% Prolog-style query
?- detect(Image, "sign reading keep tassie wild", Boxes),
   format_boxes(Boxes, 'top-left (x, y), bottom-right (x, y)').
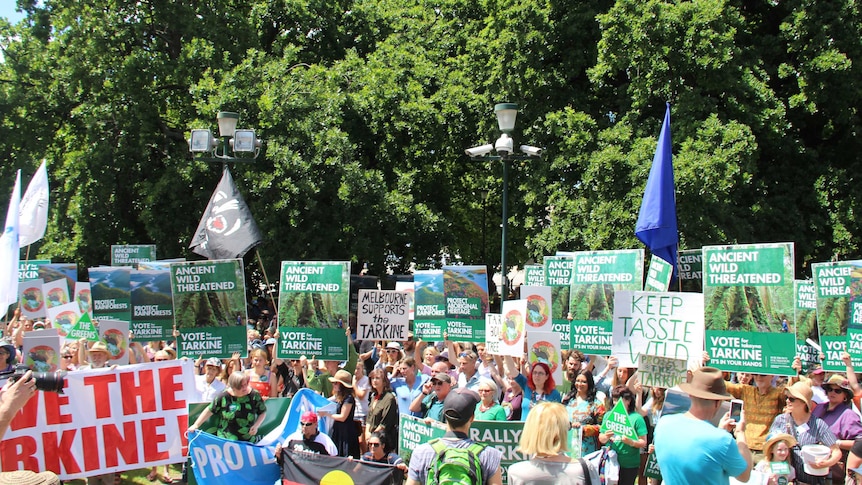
top-left (703, 243), bottom-right (796, 375)
top-left (277, 261), bottom-right (350, 360)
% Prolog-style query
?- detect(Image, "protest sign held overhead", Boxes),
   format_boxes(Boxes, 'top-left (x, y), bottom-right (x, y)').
top-left (443, 265), bottom-right (489, 342)
top-left (813, 260), bottom-right (862, 369)
top-left (500, 299), bottom-right (527, 358)
top-left (18, 278), bottom-right (46, 319)
top-left (520, 285), bottom-right (552, 332)
top-left (43, 278), bottom-right (70, 309)
top-left (524, 264), bottom-right (545, 286)
top-left (171, 259), bottom-right (247, 359)
top-left (18, 259), bottom-right (50, 282)
top-left (644, 256), bottom-right (672, 292)
top-left (277, 261), bottom-right (350, 360)
top-left (544, 254), bottom-right (575, 348)
top-left (677, 249), bottom-right (703, 292)
top-left (356, 289), bottom-right (409, 341)
top-left (485, 313), bottom-right (502, 355)
top-left (74, 282), bottom-right (92, 317)
top-left (638, 354), bottom-right (687, 389)
top-left (703, 242), bottom-right (796, 375)
top-left (46, 301), bottom-right (80, 338)
top-left (67, 312), bottom-right (99, 341)
top-left (189, 166), bottom-right (262, 260)
top-left (99, 319), bottom-right (130, 365)
top-left (569, 249), bottom-right (644, 355)
top-left (794, 280), bottom-right (820, 373)
top-left (111, 245), bottom-right (156, 266)
top-left (89, 266), bottom-right (131, 323)
top-left (613, 290), bottom-right (704, 370)
top-left (413, 270), bottom-right (446, 341)
top-left (131, 269), bottom-right (174, 341)
top-left (528, 330), bottom-right (562, 386)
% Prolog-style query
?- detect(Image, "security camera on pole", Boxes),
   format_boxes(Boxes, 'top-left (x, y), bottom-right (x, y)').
top-left (465, 103), bottom-right (543, 302)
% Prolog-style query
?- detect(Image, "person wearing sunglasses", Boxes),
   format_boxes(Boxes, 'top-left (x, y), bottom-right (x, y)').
top-left (769, 380), bottom-right (842, 484)
top-left (813, 373), bottom-right (862, 483)
top-left (360, 431), bottom-right (407, 473)
top-left (275, 410), bottom-right (337, 461)
top-left (410, 372), bottom-right (453, 422)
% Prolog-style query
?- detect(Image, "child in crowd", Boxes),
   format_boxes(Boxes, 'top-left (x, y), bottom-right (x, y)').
top-left (756, 433), bottom-right (796, 485)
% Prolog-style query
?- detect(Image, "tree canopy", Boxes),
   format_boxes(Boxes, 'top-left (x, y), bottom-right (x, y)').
top-left (1, 0), bottom-right (861, 284)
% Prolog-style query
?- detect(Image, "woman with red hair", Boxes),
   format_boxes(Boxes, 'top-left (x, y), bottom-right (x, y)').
top-left (503, 355), bottom-right (561, 421)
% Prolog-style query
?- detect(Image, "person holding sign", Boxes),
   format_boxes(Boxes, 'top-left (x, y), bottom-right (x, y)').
top-left (598, 386), bottom-right (647, 485)
top-left (502, 355), bottom-right (561, 421)
top-left (654, 367), bottom-right (752, 485)
top-left (755, 433), bottom-right (797, 485)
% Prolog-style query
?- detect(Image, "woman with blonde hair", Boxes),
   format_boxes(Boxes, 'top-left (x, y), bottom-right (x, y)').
top-left (507, 401), bottom-right (587, 484)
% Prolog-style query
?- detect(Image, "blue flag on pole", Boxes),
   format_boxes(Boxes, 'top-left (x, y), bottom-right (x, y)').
top-left (635, 103), bottom-right (678, 275)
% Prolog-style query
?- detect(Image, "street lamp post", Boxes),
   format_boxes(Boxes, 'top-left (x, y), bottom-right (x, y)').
top-left (466, 103), bottom-right (542, 302)
top-left (188, 111), bottom-right (262, 164)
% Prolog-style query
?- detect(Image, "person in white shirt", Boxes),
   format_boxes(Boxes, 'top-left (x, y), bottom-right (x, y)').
top-left (195, 357), bottom-right (226, 402)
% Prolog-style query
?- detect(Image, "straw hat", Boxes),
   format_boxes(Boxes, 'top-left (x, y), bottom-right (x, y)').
top-left (763, 432), bottom-right (798, 460)
top-left (88, 341), bottom-right (111, 354)
top-left (0, 470), bottom-right (60, 485)
top-left (785, 380), bottom-right (815, 412)
top-left (824, 374), bottom-right (853, 399)
top-left (328, 369), bottom-right (353, 388)
top-left (679, 367), bottom-right (732, 401)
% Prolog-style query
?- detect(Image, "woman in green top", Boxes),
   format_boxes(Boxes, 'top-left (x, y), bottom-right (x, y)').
top-left (598, 385), bottom-right (647, 485)
top-left (474, 379), bottom-right (508, 421)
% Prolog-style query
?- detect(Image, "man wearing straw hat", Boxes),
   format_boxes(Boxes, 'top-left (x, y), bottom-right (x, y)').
top-left (654, 366), bottom-right (752, 484)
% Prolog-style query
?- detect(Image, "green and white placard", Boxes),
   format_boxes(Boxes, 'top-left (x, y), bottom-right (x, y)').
top-left (544, 255), bottom-right (575, 348)
top-left (524, 264), bottom-right (545, 287)
top-left (569, 249), bottom-right (644, 355)
top-left (600, 399), bottom-right (639, 442)
top-left (89, 266), bottom-right (132, 322)
top-left (644, 256), bottom-right (672, 292)
top-left (413, 270), bottom-right (446, 341)
top-left (677, 249), bottom-right (703, 293)
top-left (111, 244), bottom-right (157, 266)
top-left (703, 243), bottom-right (795, 375)
top-left (443, 265), bottom-right (489, 342)
top-left (813, 260), bottom-right (862, 370)
top-left (131, 269), bottom-right (174, 341)
top-left (277, 261), bottom-right (350, 360)
top-left (794, 280), bottom-right (820, 373)
top-left (18, 259), bottom-right (50, 282)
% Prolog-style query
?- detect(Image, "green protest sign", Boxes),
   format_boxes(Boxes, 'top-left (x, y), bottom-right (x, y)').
top-left (277, 261), bottom-right (350, 360)
top-left (89, 266), bottom-right (132, 322)
top-left (66, 312), bottom-right (99, 341)
top-left (816, 260), bottom-right (862, 370)
top-left (443, 266), bottom-right (489, 342)
top-left (413, 270), bottom-right (446, 341)
top-left (111, 244), bottom-right (156, 266)
top-left (600, 399), bottom-right (639, 442)
top-left (524, 264), bottom-right (545, 287)
top-left (644, 256), bottom-right (672, 292)
top-left (644, 452), bottom-right (662, 479)
top-left (569, 249), bottom-right (644, 355)
top-left (544, 255), bottom-right (574, 348)
top-left (795, 280), bottom-right (820, 373)
top-left (131, 269), bottom-right (174, 341)
top-left (18, 259), bottom-right (50, 282)
top-left (703, 243), bottom-right (796, 375)
top-left (171, 259), bottom-right (247, 359)
top-left (677, 249), bottom-right (702, 292)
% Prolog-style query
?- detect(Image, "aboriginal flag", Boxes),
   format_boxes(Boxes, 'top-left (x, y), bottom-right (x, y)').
top-left (282, 449), bottom-right (403, 485)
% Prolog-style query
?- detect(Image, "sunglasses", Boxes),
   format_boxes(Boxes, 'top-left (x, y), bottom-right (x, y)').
top-left (385, 349), bottom-right (399, 353)
top-left (368, 442), bottom-right (382, 448)
top-left (300, 422), bottom-right (316, 427)
top-left (155, 358), bottom-right (169, 362)
top-left (459, 352), bottom-right (475, 359)
top-left (63, 355), bottom-right (73, 359)
top-left (431, 380), bottom-right (445, 385)
top-left (786, 396), bottom-right (799, 402)
top-left (826, 387), bottom-right (845, 394)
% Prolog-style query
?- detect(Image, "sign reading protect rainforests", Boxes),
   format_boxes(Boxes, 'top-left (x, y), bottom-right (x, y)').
top-left (814, 260), bottom-right (862, 370)
top-left (612, 291), bottom-right (704, 370)
top-left (443, 265), bottom-right (489, 342)
top-left (569, 249), bottom-right (644, 355)
top-left (277, 261), bottom-right (350, 360)
top-left (413, 270), bottom-right (446, 341)
top-left (171, 259), bottom-right (247, 359)
top-left (89, 266), bottom-right (132, 322)
top-left (794, 280), bottom-right (820, 373)
top-left (111, 244), bottom-right (157, 266)
top-left (544, 255), bottom-right (575, 348)
top-left (131, 269), bottom-right (174, 341)
top-left (703, 243), bottom-right (796, 375)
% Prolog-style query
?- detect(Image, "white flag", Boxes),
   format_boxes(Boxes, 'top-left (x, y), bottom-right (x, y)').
top-left (0, 171), bottom-right (22, 315)
top-left (19, 160), bottom-right (49, 247)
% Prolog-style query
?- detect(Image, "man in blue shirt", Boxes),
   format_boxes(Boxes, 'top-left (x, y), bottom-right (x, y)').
top-left (654, 367), bottom-right (752, 485)
top-left (391, 357), bottom-right (428, 417)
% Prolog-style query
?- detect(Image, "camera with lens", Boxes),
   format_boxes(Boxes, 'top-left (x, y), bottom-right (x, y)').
top-left (0, 364), bottom-right (66, 394)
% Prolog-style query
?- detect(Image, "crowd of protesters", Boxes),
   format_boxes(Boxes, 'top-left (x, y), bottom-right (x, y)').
top-left (7, 299), bottom-right (862, 485)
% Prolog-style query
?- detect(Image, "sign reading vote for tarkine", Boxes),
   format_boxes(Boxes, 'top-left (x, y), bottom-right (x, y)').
top-left (356, 289), bottom-right (409, 341)
top-left (815, 260), bottom-right (862, 370)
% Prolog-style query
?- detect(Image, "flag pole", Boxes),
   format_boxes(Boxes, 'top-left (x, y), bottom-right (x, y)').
top-left (255, 249), bottom-right (274, 299)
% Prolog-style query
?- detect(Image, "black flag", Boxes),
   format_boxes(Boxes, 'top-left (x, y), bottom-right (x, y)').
top-left (189, 167), bottom-right (263, 260)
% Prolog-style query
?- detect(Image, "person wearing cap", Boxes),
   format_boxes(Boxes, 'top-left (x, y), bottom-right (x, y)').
top-left (275, 410), bottom-right (337, 457)
top-left (769, 380), bottom-right (842, 484)
top-left (406, 388), bottom-right (503, 485)
top-left (194, 357), bottom-right (226, 402)
top-left (654, 366), bottom-right (753, 485)
top-left (318, 369), bottom-right (360, 457)
top-left (809, 365), bottom-right (829, 404)
top-left (755, 432), bottom-right (797, 485)
top-left (813, 373), bottom-right (862, 482)
top-left (391, 356), bottom-right (429, 417)
top-left (410, 372), bottom-right (454, 422)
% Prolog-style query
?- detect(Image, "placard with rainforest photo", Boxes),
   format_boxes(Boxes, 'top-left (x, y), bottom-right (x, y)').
top-left (814, 260), bottom-right (862, 370)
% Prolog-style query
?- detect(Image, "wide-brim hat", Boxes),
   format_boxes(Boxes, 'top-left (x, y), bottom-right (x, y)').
top-left (88, 341), bottom-right (111, 354)
top-left (0, 470), bottom-right (60, 485)
top-left (385, 342), bottom-right (403, 351)
top-left (679, 367), bottom-right (732, 400)
top-left (328, 369), bottom-right (353, 388)
top-left (786, 380), bottom-right (815, 412)
top-left (825, 374), bottom-right (853, 397)
top-left (763, 432), bottom-right (798, 460)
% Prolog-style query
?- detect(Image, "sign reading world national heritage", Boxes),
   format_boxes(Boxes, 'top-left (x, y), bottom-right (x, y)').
top-left (277, 261), bottom-right (350, 360)
top-left (171, 259), bottom-right (247, 359)
top-left (703, 243), bottom-right (796, 375)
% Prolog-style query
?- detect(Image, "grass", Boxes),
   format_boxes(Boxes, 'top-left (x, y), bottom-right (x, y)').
top-left (62, 464), bottom-right (184, 484)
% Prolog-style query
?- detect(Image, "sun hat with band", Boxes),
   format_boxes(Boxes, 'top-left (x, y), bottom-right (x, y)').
top-left (328, 369), bottom-right (354, 388)
top-left (824, 374), bottom-right (853, 399)
top-left (88, 341), bottom-right (111, 354)
top-left (763, 432), bottom-right (798, 460)
top-left (785, 380), bottom-right (814, 412)
top-left (0, 470), bottom-right (60, 485)
top-left (679, 367), bottom-right (732, 400)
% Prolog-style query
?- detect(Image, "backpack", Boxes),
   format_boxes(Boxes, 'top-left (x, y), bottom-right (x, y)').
top-left (427, 438), bottom-right (487, 485)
